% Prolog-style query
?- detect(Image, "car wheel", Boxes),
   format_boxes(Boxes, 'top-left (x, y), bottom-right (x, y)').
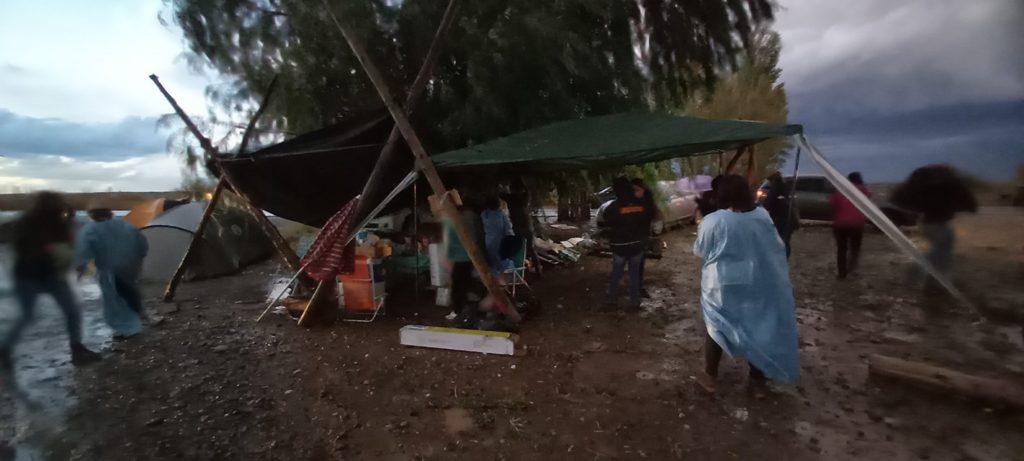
top-left (652, 220), bottom-right (664, 235)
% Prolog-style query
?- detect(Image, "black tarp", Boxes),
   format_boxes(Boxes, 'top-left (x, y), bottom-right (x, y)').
top-left (218, 113), bottom-right (416, 228)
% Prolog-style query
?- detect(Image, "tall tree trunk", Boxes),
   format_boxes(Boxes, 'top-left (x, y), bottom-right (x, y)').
top-left (557, 192), bottom-right (570, 222)
top-left (577, 191), bottom-right (591, 221)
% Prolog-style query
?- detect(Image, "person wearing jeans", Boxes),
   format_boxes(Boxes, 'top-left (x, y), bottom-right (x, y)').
top-left (603, 177), bottom-right (654, 309)
top-left (2, 192), bottom-right (101, 379)
top-left (920, 222), bottom-right (955, 277)
top-left (830, 172), bottom-right (870, 279)
top-left (891, 165), bottom-right (977, 291)
top-left (608, 251), bottom-right (644, 307)
top-left (631, 178), bottom-right (661, 298)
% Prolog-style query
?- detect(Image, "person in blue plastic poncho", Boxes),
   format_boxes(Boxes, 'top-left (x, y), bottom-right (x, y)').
top-left (693, 175), bottom-right (799, 393)
top-left (75, 206), bottom-right (147, 339)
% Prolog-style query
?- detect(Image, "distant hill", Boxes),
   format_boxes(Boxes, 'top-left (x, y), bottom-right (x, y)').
top-left (0, 191), bottom-right (189, 211)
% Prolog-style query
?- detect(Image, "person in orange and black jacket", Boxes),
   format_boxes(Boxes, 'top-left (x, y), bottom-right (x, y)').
top-left (631, 178), bottom-right (661, 298)
top-left (604, 177), bottom-right (655, 310)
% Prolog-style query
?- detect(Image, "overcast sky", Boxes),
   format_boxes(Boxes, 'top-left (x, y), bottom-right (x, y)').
top-left (0, 0), bottom-right (1022, 192)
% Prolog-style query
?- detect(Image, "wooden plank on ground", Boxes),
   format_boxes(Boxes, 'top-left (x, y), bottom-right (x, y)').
top-left (400, 325), bottom-right (516, 355)
top-left (868, 354), bottom-right (1024, 408)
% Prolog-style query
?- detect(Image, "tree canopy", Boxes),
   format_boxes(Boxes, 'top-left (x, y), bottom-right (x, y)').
top-left (686, 28), bottom-right (790, 179)
top-left (163, 0), bottom-right (775, 156)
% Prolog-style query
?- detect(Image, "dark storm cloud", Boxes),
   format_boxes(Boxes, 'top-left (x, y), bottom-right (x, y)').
top-left (778, 0), bottom-right (1024, 114)
top-left (0, 109), bottom-right (167, 159)
top-left (775, 0), bottom-right (1024, 180)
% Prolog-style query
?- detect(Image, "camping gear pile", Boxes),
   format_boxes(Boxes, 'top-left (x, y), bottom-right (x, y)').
top-left (534, 237), bottom-right (592, 266)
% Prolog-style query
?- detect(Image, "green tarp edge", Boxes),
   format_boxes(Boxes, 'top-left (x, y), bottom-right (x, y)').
top-left (432, 112), bottom-right (802, 170)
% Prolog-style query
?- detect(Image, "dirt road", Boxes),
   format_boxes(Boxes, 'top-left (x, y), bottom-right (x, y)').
top-left (2, 210), bottom-right (1023, 460)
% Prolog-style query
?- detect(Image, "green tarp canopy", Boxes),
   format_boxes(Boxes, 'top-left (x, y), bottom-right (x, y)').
top-left (432, 112), bottom-right (802, 171)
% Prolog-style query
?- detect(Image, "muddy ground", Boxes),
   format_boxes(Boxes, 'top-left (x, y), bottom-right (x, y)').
top-left (2, 208), bottom-right (1023, 460)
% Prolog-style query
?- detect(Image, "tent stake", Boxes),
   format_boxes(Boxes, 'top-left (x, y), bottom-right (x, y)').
top-left (161, 177), bottom-right (227, 301)
top-left (323, 1), bottom-right (520, 322)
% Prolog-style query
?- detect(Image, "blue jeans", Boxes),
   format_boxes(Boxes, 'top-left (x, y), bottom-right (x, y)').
top-left (608, 252), bottom-right (643, 306)
top-left (920, 222), bottom-right (954, 290)
top-left (921, 223), bottom-right (954, 273)
top-left (2, 276), bottom-right (83, 351)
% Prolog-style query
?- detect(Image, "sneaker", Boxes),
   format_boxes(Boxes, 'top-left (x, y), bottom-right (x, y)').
top-left (444, 311), bottom-right (458, 321)
top-left (70, 345), bottom-right (102, 366)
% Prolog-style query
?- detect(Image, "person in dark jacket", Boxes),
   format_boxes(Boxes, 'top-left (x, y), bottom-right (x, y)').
top-left (891, 165), bottom-right (977, 288)
top-left (762, 172), bottom-right (799, 258)
top-left (697, 175), bottom-right (724, 218)
top-left (631, 178), bottom-right (660, 298)
top-left (502, 177), bottom-right (541, 277)
top-left (2, 192), bottom-right (101, 379)
top-left (605, 177), bottom-right (655, 309)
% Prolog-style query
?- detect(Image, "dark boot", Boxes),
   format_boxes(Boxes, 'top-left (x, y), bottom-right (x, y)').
top-left (70, 344), bottom-right (101, 366)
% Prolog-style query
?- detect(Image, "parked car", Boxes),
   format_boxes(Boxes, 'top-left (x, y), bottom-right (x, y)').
top-left (762, 176), bottom-right (916, 226)
top-left (592, 180), bottom-right (700, 235)
top-left (364, 207), bottom-right (438, 235)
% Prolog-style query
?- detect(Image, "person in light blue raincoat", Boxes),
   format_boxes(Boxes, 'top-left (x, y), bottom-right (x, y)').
top-left (692, 175), bottom-right (799, 393)
top-left (75, 207), bottom-right (147, 338)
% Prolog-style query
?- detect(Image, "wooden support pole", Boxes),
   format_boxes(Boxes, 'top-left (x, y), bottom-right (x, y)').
top-left (150, 74), bottom-right (309, 302)
top-left (745, 146), bottom-right (757, 185)
top-left (236, 75), bottom-right (279, 157)
top-left (297, 279), bottom-right (336, 327)
top-left (352, 0), bottom-right (459, 226)
top-left (723, 146), bottom-right (747, 174)
top-left (868, 354), bottom-right (1024, 408)
top-left (298, 2), bottom-right (458, 326)
top-left (149, 74), bottom-right (217, 156)
top-left (162, 177), bottom-right (227, 301)
top-left (324, 2), bottom-right (521, 322)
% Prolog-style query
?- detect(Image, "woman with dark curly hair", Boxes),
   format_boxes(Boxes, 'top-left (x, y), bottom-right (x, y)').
top-left (693, 176), bottom-right (799, 393)
top-left (2, 192), bottom-right (101, 377)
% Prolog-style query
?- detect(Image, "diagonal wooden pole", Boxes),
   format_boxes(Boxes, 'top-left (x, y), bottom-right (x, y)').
top-left (299, 0), bottom-right (460, 327)
top-left (723, 145), bottom-right (748, 174)
top-left (150, 75), bottom-right (309, 301)
top-left (351, 0), bottom-right (459, 226)
top-left (162, 177), bottom-right (226, 301)
top-left (323, 2), bottom-right (521, 322)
